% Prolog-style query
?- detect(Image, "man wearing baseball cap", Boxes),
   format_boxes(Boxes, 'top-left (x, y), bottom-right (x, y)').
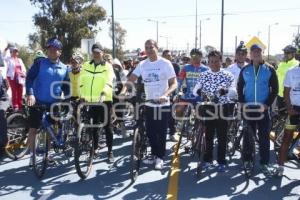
top-left (276, 45), bottom-right (299, 109)
top-left (26, 37), bottom-right (70, 167)
top-left (237, 43), bottom-right (278, 176)
top-left (80, 42), bottom-right (115, 163)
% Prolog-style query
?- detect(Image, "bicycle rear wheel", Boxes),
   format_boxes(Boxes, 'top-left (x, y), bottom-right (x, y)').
top-left (74, 125), bottom-right (94, 179)
top-left (33, 129), bottom-right (49, 179)
top-left (193, 121), bottom-right (206, 177)
top-left (241, 124), bottom-right (255, 178)
top-left (227, 120), bottom-right (238, 158)
top-left (130, 128), bottom-right (143, 182)
top-left (5, 113), bottom-right (29, 160)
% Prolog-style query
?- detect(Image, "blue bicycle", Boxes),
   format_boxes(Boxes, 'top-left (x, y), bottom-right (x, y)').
top-left (32, 104), bottom-right (75, 179)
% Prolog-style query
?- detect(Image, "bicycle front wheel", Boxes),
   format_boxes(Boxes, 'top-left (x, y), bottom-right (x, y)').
top-left (32, 129), bottom-right (49, 179)
top-left (5, 113), bottom-right (29, 160)
top-left (227, 120), bottom-right (238, 158)
top-left (131, 128), bottom-right (144, 182)
top-left (74, 125), bottom-right (94, 179)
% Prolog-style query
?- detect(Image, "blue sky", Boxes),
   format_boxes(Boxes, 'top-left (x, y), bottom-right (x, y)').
top-left (0, 0), bottom-right (300, 55)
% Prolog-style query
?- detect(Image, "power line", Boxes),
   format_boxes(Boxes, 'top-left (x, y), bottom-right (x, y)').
top-left (115, 7), bottom-right (300, 21)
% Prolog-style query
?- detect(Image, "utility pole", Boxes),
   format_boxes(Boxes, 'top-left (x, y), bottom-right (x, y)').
top-left (268, 22), bottom-right (278, 60)
top-left (195, 0), bottom-right (198, 48)
top-left (291, 24), bottom-right (300, 35)
top-left (148, 19), bottom-right (166, 46)
top-left (220, 0), bottom-right (224, 54)
top-left (199, 18), bottom-right (210, 49)
top-left (111, 0), bottom-right (115, 58)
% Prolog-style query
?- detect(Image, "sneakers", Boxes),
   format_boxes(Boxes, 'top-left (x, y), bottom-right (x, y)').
top-left (260, 164), bottom-right (271, 176)
top-left (273, 165), bottom-right (284, 176)
top-left (170, 134), bottom-right (179, 142)
top-left (243, 161), bottom-right (254, 170)
top-left (200, 162), bottom-right (212, 170)
top-left (47, 155), bottom-right (55, 166)
top-left (217, 164), bottom-right (226, 172)
top-left (143, 155), bottom-right (155, 165)
top-left (155, 157), bottom-right (164, 170)
top-left (107, 152), bottom-right (115, 163)
top-left (29, 157), bottom-right (33, 168)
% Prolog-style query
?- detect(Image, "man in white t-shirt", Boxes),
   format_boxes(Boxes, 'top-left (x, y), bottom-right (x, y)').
top-left (120, 39), bottom-right (177, 170)
top-left (275, 64), bottom-right (300, 176)
top-left (226, 41), bottom-right (248, 100)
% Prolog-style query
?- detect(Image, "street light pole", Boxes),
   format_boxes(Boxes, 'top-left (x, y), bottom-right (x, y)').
top-left (199, 18), bottom-right (210, 49)
top-left (291, 24), bottom-right (300, 35)
top-left (148, 19), bottom-right (166, 46)
top-left (220, 0), bottom-right (224, 54)
top-left (195, 0), bottom-right (198, 48)
top-left (160, 35), bottom-right (170, 49)
top-left (268, 22), bottom-right (278, 60)
top-left (111, 0), bottom-right (115, 58)
top-left (156, 21), bottom-right (159, 45)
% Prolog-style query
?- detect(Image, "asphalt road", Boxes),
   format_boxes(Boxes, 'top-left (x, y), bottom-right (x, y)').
top-left (0, 134), bottom-right (300, 200)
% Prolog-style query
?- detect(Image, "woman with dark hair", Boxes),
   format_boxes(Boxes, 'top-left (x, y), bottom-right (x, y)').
top-left (193, 50), bottom-right (234, 172)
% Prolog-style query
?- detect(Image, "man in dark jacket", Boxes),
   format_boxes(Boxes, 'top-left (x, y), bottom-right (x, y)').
top-left (237, 44), bottom-right (278, 175)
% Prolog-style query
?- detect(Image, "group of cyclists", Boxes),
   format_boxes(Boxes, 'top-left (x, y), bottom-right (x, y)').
top-left (0, 36), bottom-right (299, 179)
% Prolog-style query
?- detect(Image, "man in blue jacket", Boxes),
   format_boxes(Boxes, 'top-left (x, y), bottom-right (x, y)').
top-left (237, 44), bottom-right (278, 175)
top-left (26, 37), bottom-right (70, 166)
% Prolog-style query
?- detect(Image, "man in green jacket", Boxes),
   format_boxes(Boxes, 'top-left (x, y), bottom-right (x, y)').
top-left (276, 45), bottom-right (299, 109)
top-left (80, 43), bottom-right (115, 163)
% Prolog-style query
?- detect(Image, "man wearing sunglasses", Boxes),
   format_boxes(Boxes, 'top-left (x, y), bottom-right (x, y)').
top-left (176, 48), bottom-right (208, 119)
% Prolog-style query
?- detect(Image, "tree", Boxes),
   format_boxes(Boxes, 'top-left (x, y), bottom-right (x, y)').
top-left (204, 45), bottom-right (217, 55)
top-left (293, 33), bottom-right (300, 49)
top-left (108, 20), bottom-right (127, 60)
top-left (29, 0), bottom-right (107, 62)
top-left (18, 46), bottom-right (34, 69)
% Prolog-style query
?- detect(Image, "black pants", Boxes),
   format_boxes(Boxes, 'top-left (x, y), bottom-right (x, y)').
top-left (0, 99), bottom-right (9, 151)
top-left (202, 105), bottom-right (231, 165)
top-left (88, 102), bottom-right (113, 153)
top-left (243, 110), bottom-right (271, 165)
top-left (203, 118), bottom-right (228, 165)
top-left (145, 106), bottom-right (170, 159)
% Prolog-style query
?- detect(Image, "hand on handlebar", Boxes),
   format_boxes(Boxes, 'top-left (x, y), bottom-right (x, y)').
top-left (27, 95), bottom-right (36, 107)
top-left (159, 95), bottom-right (168, 104)
top-left (219, 88), bottom-right (228, 96)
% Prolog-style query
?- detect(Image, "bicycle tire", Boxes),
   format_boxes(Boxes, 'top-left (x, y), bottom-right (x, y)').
top-left (32, 129), bottom-right (49, 179)
top-left (130, 128), bottom-right (142, 182)
top-left (193, 120), bottom-right (206, 177)
top-left (240, 122), bottom-right (256, 178)
top-left (5, 113), bottom-right (29, 160)
top-left (175, 106), bottom-right (192, 156)
top-left (227, 120), bottom-right (238, 158)
top-left (74, 124), bottom-right (94, 179)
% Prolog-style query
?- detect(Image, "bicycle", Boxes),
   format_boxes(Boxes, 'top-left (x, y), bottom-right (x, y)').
top-left (227, 119), bottom-right (244, 158)
top-left (273, 115), bottom-right (300, 166)
top-left (32, 104), bottom-right (75, 179)
top-left (239, 105), bottom-right (266, 178)
top-left (74, 97), bottom-right (107, 179)
top-left (174, 96), bottom-right (195, 156)
top-left (130, 99), bottom-right (155, 182)
top-left (226, 103), bottom-right (244, 159)
top-left (5, 99), bottom-right (30, 160)
top-left (193, 92), bottom-right (220, 177)
top-left (270, 107), bottom-right (288, 153)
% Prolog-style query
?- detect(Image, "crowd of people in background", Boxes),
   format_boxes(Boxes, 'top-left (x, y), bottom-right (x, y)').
top-left (0, 37), bottom-right (300, 178)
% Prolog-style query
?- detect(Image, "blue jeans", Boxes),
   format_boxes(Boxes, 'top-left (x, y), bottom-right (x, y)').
top-left (145, 106), bottom-right (170, 159)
